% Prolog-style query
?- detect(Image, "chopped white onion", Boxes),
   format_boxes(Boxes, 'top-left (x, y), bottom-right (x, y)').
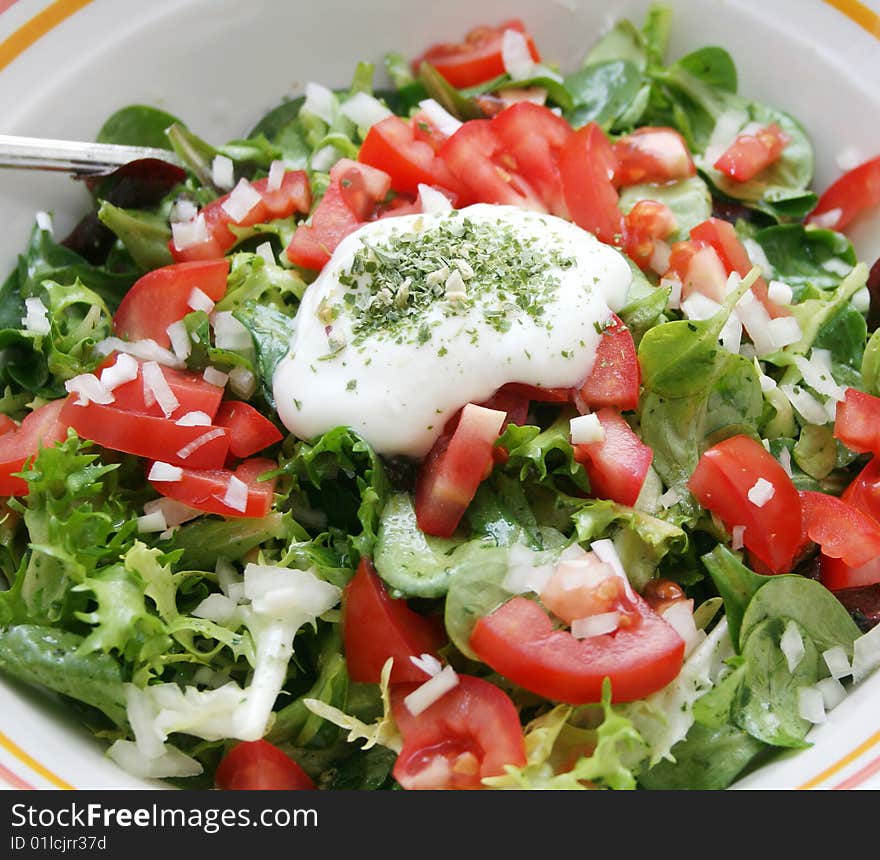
top-left (171, 198), bottom-right (198, 224)
top-left (778, 446), bottom-right (793, 477)
top-left (211, 154), bottom-right (235, 191)
top-left (171, 213), bottom-right (209, 251)
top-left (661, 274), bottom-right (682, 310)
top-left (747, 477), bottom-right (775, 507)
top-left (340, 91), bottom-right (393, 129)
top-left (216, 559), bottom-right (241, 598)
top-left (310, 144), bottom-right (339, 172)
top-left (759, 372), bottom-right (778, 393)
top-left (403, 665), bottom-right (459, 716)
top-left (823, 645), bottom-right (852, 679)
top-left (810, 208), bottom-right (842, 230)
top-left (417, 98), bottom-right (463, 138)
top-left (96, 336), bottom-right (184, 369)
top-left (502, 562), bottom-right (554, 595)
top-left (816, 676), bottom-right (847, 711)
top-left (144, 497), bottom-right (201, 527)
top-left (460, 402), bottom-right (506, 437)
top-left (229, 367), bottom-right (257, 399)
top-left (661, 600), bottom-right (703, 656)
top-left (658, 487), bottom-right (681, 509)
top-left (781, 383), bottom-right (832, 425)
top-left (793, 349), bottom-right (847, 402)
top-left (780, 620), bottom-right (806, 672)
top-left (570, 413), bottom-right (604, 445)
top-left (222, 475), bottom-right (249, 512)
top-left (303, 82), bottom-right (336, 124)
top-left (767, 280), bottom-right (794, 306)
top-left (22, 296), bottom-right (50, 335)
top-left (148, 461), bottom-right (183, 482)
top-left (221, 178), bottom-right (262, 223)
top-left (187, 287), bottom-right (216, 314)
top-left (64, 373), bottom-right (114, 406)
top-left (35, 210), bottom-right (53, 234)
top-left (417, 183), bottom-right (453, 215)
top-left (852, 624), bottom-right (880, 683)
top-left (571, 611), bottom-right (620, 639)
top-left (852, 287), bottom-right (871, 313)
top-left (731, 525), bottom-right (746, 551)
top-left (797, 686), bottom-right (826, 724)
top-left (255, 241), bottom-right (275, 266)
top-left (176, 428), bottom-right (225, 461)
top-left (742, 238), bottom-right (773, 278)
top-left (137, 510), bottom-right (168, 534)
top-left (212, 311), bottom-right (252, 351)
top-left (409, 653), bottom-right (443, 678)
top-left (107, 740), bottom-right (202, 779)
top-left (649, 240), bottom-right (672, 277)
top-left (175, 410), bottom-right (212, 427)
top-left (166, 320), bottom-right (191, 361)
top-left (681, 292), bottom-right (722, 322)
top-left (590, 538), bottom-right (636, 601)
top-left (720, 311), bottom-right (743, 355)
top-left (266, 160), bottom-right (285, 192)
top-left (99, 353), bottom-right (139, 392)
top-left (203, 366), bottom-right (229, 388)
top-left (558, 543), bottom-right (589, 562)
top-left (501, 28), bottom-right (536, 80)
top-left (193, 593), bottom-right (239, 625)
top-left (735, 290), bottom-right (775, 356)
top-left (142, 360), bottom-right (179, 418)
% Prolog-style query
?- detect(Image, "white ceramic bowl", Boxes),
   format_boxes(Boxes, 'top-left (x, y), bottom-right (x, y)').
top-left (0, 0), bottom-right (878, 790)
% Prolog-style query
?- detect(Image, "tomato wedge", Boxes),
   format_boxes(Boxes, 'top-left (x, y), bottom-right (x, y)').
top-left (560, 122), bottom-right (624, 245)
top-left (807, 154), bottom-right (880, 232)
top-left (800, 490), bottom-right (880, 569)
top-left (573, 408), bottom-right (652, 506)
top-left (470, 594), bottom-right (685, 704)
top-left (215, 740), bottom-right (315, 790)
top-left (575, 314), bottom-right (640, 411)
top-left (413, 20), bottom-right (540, 88)
top-left (713, 123), bottom-right (790, 182)
top-left (415, 402), bottom-right (507, 537)
top-left (390, 674), bottom-right (527, 789)
top-left (342, 557), bottom-right (445, 684)
top-left (0, 400), bottom-right (68, 496)
top-left (613, 127), bottom-right (696, 186)
top-left (149, 457), bottom-right (275, 518)
top-left (664, 240), bottom-right (729, 303)
top-left (834, 387), bottom-right (880, 455)
top-left (214, 400), bottom-right (282, 458)
top-left (688, 434), bottom-right (802, 574)
top-left (113, 259), bottom-right (229, 348)
top-left (623, 199), bottom-right (677, 272)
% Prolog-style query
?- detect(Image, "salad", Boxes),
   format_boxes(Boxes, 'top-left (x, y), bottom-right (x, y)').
top-left (0, 4), bottom-right (879, 791)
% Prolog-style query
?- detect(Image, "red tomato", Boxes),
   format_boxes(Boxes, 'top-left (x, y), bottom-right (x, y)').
top-left (688, 434), bottom-right (802, 574)
top-left (808, 155), bottom-right (880, 232)
top-left (470, 594), bottom-right (685, 704)
top-left (413, 20), bottom-right (540, 88)
top-left (822, 554), bottom-right (880, 592)
top-left (573, 408), bottom-right (652, 506)
top-left (575, 314), bottom-right (640, 411)
top-left (412, 109), bottom-right (450, 152)
top-left (477, 387), bottom-right (530, 428)
top-left (415, 402), bottom-right (507, 537)
top-left (499, 382), bottom-right (571, 403)
top-left (342, 557), bottom-right (445, 684)
top-left (61, 397), bottom-right (228, 469)
top-left (113, 259), bottom-right (229, 348)
top-left (799, 490), bottom-right (880, 569)
top-left (491, 102), bottom-right (574, 216)
top-left (0, 400), bottom-right (68, 496)
top-left (689, 218), bottom-right (789, 318)
top-left (214, 401), bottom-right (282, 458)
top-left (390, 674), bottom-right (527, 790)
top-left (358, 115), bottom-right (463, 197)
top-left (103, 358), bottom-right (225, 421)
top-left (171, 171), bottom-right (311, 263)
top-left (713, 123), bottom-right (790, 182)
top-left (286, 160), bottom-right (392, 270)
top-left (215, 740), bottom-right (315, 790)
top-left (665, 240), bottom-right (728, 303)
top-left (149, 457), bottom-right (275, 518)
top-left (842, 455), bottom-right (880, 523)
top-left (834, 387), bottom-right (880, 455)
top-left (439, 119), bottom-right (546, 211)
top-left (560, 122), bottom-right (624, 245)
top-left (0, 415), bottom-right (17, 437)
top-left (623, 199), bottom-right (677, 271)
top-left (613, 127), bottom-right (696, 186)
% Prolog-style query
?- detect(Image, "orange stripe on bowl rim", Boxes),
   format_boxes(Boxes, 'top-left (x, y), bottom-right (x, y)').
top-left (0, 0), bottom-right (93, 73)
top-left (0, 728), bottom-right (74, 789)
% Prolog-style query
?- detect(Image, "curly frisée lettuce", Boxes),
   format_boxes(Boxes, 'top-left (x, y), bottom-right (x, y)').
top-left (0, 2), bottom-right (879, 793)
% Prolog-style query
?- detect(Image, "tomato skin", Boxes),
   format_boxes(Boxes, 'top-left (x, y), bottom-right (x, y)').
top-left (623, 199), bottom-right (677, 271)
top-left (713, 123), bottom-right (789, 182)
top-left (415, 403), bottom-right (506, 538)
top-left (665, 240), bottom-right (728, 303)
top-left (390, 674), bottom-right (527, 790)
top-left (575, 315), bottom-right (640, 411)
top-left (113, 259), bottom-right (229, 348)
top-left (688, 434), bottom-right (802, 574)
top-left (560, 123), bottom-right (624, 245)
top-left (342, 557), bottom-right (445, 684)
top-left (256, 171), bottom-right (312, 220)
top-left (0, 400), bottom-right (68, 496)
top-left (799, 490), bottom-right (880, 569)
top-left (573, 408), bottom-right (652, 506)
top-left (613, 127), bottom-right (696, 186)
top-left (808, 155), bottom-right (880, 232)
top-left (470, 594), bottom-right (685, 704)
top-left (414, 19), bottom-right (540, 88)
top-left (499, 382), bottom-right (571, 404)
top-left (60, 397), bottom-right (229, 470)
top-left (215, 740), bottom-right (315, 790)
top-left (149, 457), bottom-right (275, 518)
top-left (834, 388), bottom-right (880, 455)
top-left (214, 401), bottom-right (282, 458)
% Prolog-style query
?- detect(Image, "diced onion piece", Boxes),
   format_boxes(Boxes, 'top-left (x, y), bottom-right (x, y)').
top-left (852, 287), bottom-right (871, 313)
top-left (172, 198), bottom-right (198, 224)
top-left (107, 740), bottom-right (202, 779)
top-left (797, 686), bottom-right (826, 724)
top-left (340, 91), bottom-right (393, 129)
top-left (35, 210), bottom-right (53, 234)
top-left (96, 336), bottom-right (184, 369)
top-left (192, 593), bottom-right (239, 625)
top-left (816, 676), bottom-right (847, 711)
top-left (822, 257), bottom-right (854, 277)
top-left (409, 653), bottom-right (443, 678)
top-left (310, 144), bottom-right (339, 172)
top-left (571, 611), bottom-right (620, 639)
top-left (222, 475), bottom-right (248, 512)
top-left (137, 510), bottom-right (168, 534)
top-left (735, 290), bottom-right (775, 356)
top-left (780, 383), bottom-right (832, 425)
top-left (142, 360), bottom-right (180, 418)
top-left (731, 525), bottom-right (746, 551)
top-left (65, 373), bottom-right (114, 406)
top-left (221, 178), bottom-right (262, 223)
top-left (148, 461), bottom-right (183, 482)
top-left (187, 287), bottom-right (216, 314)
top-left (215, 558), bottom-right (241, 598)
top-left (203, 366), bottom-right (229, 388)
top-left (171, 213), bottom-right (209, 251)
top-left (403, 665), bottom-right (459, 716)
top-left (778, 446), bottom-right (793, 477)
top-left (266, 160), bottom-right (285, 192)
top-left (212, 311), bottom-right (252, 351)
top-left (417, 183), bottom-right (453, 215)
top-left (229, 367), bottom-right (257, 399)
top-left (681, 292), bottom-right (722, 322)
top-left (558, 543), bottom-right (589, 562)
top-left (144, 497), bottom-right (202, 527)
top-left (742, 238), bottom-right (773, 278)
top-left (649, 240), bottom-right (672, 277)
top-left (759, 372), bottom-right (778, 393)
top-left (417, 98), bottom-right (463, 138)
top-left (22, 296), bottom-right (50, 335)
top-left (175, 410), bottom-right (212, 427)
top-left (176, 428), bottom-right (225, 461)
top-left (255, 241), bottom-right (275, 266)
top-left (502, 562), bottom-right (554, 595)
top-left (99, 352), bottom-right (139, 391)
top-left (852, 624), bottom-right (880, 684)
top-left (501, 28), bottom-right (536, 80)
top-left (793, 349), bottom-right (847, 402)
top-left (823, 645), bottom-right (852, 680)
top-left (661, 274), bottom-right (682, 310)
top-left (211, 154), bottom-right (235, 190)
top-left (767, 280), bottom-right (793, 306)
top-left (166, 320), bottom-right (191, 361)
top-left (590, 538), bottom-right (636, 601)
top-left (303, 82), bottom-right (335, 124)
top-left (810, 208), bottom-right (842, 230)
top-left (660, 600), bottom-right (703, 656)
top-left (242, 563), bottom-right (341, 619)
top-left (720, 311), bottom-right (743, 355)
top-left (570, 413), bottom-right (605, 445)
top-left (780, 620), bottom-right (806, 672)
top-left (747, 477), bottom-right (775, 507)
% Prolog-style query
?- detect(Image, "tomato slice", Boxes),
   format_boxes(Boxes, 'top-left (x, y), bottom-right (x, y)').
top-left (61, 397), bottom-right (229, 469)
top-left (665, 240), bottom-right (729, 303)
top-left (415, 402), bottom-right (507, 537)
top-left (807, 154), bottom-right (880, 232)
top-left (499, 382), bottom-right (571, 404)
top-left (713, 123), bottom-right (790, 182)
top-left (575, 314), bottom-right (640, 411)
top-left (215, 740), bottom-right (315, 790)
top-left (613, 127), bottom-right (696, 186)
top-left (113, 259), bottom-right (229, 348)
top-left (491, 102), bottom-right (574, 216)
top-left (390, 674), bottom-right (527, 789)
top-left (149, 457), bottom-right (276, 518)
top-left (560, 122), bottom-right (624, 245)
top-left (439, 119), bottom-right (546, 211)
top-left (573, 408), bottom-right (652, 506)
top-left (842, 455), bottom-right (880, 523)
top-left (470, 594), bottom-right (685, 704)
top-left (358, 115), bottom-right (463, 197)
top-left (0, 400), bottom-right (68, 496)
top-left (342, 557), bottom-right (445, 684)
top-left (834, 387), bottom-right (880, 455)
top-left (255, 171), bottom-right (312, 220)
top-left (214, 400), bottom-right (282, 458)
top-left (413, 19), bottom-right (540, 88)
top-left (622, 199), bottom-right (677, 271)
top-left (688, 434), bottom-right (802, 574)
top-left (799, 490), bottom-right (880, 569)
